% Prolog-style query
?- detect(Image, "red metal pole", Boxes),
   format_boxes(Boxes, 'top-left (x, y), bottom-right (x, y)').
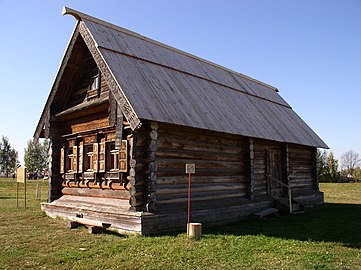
top-left (187, 172), bottom-right (191, 225)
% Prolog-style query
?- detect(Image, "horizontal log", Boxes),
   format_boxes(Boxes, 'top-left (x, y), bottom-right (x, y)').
top-left (253, 138), bottom-right (282, 147)
top-left (288, 174), bottom-right (313, 180)
top-left (289, 159), bottom-right (313, 165)
top-left (290, 182), bottom-right (314, 189)
top-left (156, 158), bottom-right (246, 171)
top-left (156, 196), bottom-right (250, 214)
top-left (253, 168), bottom-right (267, 175)
top-left (288, 153), bottom-right (313, 159)
top-left (254, 190), bottom-right (267, 196)
top-left (156, 182), bottom-right (247, 195)
top-left (62, 187), bottom-right (130, 199)
top-left (157, 188), bottom-right (246, 203)
top-left (156, 192), bottom-right (246, 205)
top-left (253, 159), bottom-right (266, 166)
top-left (157, 137), bottom-right (243, 155)
top-left (289, 168), bottom-right (313, 174)
top-left (253, 174), bottom-right (266, 181)
top-left (288, 147), bottom-right (312, 155)
top-left (155, 148), bottom-right (246, 162)
top-left (42, 205), bottom-right (142, 233)
top-left (289, 179), bottom-right (313, 185)
top-left (157, 168), bottom-right (244, 177)
top-left (157, 175), bottom-right (248, 185)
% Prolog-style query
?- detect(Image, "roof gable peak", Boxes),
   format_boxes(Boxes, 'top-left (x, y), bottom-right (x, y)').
top-left (62, 6), bottom-right (278, 93)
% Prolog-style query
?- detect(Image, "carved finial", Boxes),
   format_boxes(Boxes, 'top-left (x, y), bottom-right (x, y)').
top-left (62, 6), bottom-right (82, 20)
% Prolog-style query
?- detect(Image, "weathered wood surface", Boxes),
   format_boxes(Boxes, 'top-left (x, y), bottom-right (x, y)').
top-left (48, 136), bottom-right (63, 202)
top-left (252, 139), bottom-right (283, 197)
top-left (141, 198), bottom-right (273, 235)
top-left (288, 145), bottom-right (315, 191)
top-left (42, 199), bottom-right (142, 234)
top-left (62, 187), bottom-right (130, 200)
top-left (151, 123), bottom-right (249, 214)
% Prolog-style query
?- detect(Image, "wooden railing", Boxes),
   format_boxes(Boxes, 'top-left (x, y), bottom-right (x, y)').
top-left (271, 178), bottom-right (293, 214)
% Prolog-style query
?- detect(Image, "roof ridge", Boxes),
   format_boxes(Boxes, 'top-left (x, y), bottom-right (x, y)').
top-left (62, 6), bottom-right (279, 93)
top-left (99, 44), bottom-right (290, 109)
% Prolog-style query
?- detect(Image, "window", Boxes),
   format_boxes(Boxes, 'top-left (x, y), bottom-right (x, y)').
top-left (84, 145), bottom-right (94, 172)
top-left (108, 142), bottom-right (119, 171)
top-left (106, 140), bottom-right (128, 172)
top-left (87, 71), bottom-right (100, 100)
top-left (91, 74), bottom-right (99, 90)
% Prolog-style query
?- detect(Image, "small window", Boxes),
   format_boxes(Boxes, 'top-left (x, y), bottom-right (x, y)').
top-left (87, 72), bottom-right (100, 100)
top-left (84, 145), bottom-right (94, 172)
top-left (66, 147), bottom-right (73, 172)
top-left (109, 143), bottom-right (120, 171)
top-left (91, 74), bottom-right (99, 90)
top-left (105, 140), bottom-right (128, 172)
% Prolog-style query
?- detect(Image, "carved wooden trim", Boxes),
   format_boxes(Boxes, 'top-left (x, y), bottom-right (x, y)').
top-left (108, 89), bottom-right (117, 126)
top-left (79, 22), bottom-right (141, 130)
top-left (44, 108), bottom-right (50, 139)
top-left (115, 107), bottom-right (123, 150)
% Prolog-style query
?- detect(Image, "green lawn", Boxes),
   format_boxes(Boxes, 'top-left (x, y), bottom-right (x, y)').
top-left (0, 178), bottom-right (360, 269)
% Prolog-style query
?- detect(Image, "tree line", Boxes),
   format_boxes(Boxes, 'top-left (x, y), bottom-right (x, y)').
top-left (317, 149), bottom-right (361, 182)
top-left (0, 135), bottom-right (48, 179)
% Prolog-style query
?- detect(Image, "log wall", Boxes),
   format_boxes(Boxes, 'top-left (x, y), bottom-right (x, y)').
top-left (288, 144), bottom-right (316, 191)
top-left (151, 123), bottom-right (249, 214)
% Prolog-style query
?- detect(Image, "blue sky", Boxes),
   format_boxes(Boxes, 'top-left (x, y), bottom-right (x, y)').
top-left (0, 0), bottom-right (360, 164)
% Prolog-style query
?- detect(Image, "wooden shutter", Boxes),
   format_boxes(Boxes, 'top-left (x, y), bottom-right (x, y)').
top-left (60, 147), bottom-right (65, 174)
top-left (119, 140), bottom-right (128, 172)
top-left (72, 145), bottom-right (78, 172)
top-left (92, 143), bottom-right (99, 172)
top-left (99, 142), bottom-right (106, 172)
top-left (78, 142), bottom-right (83, 173)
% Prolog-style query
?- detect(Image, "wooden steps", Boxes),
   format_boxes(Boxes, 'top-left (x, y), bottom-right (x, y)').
top-left (273, 196), bottom-right (305, 214)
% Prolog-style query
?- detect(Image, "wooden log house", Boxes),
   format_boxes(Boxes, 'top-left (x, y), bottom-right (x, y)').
top-left (34, 7), bottom-right (328, 235)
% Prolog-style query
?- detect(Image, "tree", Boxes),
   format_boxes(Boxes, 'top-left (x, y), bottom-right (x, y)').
top-left (316, 149), bottom-right (340, 182)
top-left (353, 166), bottom-right (361, 180)
top-left (340, 150), bottom-right (361, 177)
top-left (327, 151), bottom-right (338, 181)
top-left (316, 149), bottom-right (328, 181)
top-left (24, 139), bottom-right (49, 178)
top-left (0, 136), bottom-right (19, 177)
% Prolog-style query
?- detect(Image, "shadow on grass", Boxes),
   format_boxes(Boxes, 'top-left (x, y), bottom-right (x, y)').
top-left (0, 196), bottom-right (15, 199)
top-left (204, 203), bottom-right (361, 248)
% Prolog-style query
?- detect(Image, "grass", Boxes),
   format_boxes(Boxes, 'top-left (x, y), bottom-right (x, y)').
top-left (0, 179), bottom-right (360, 270)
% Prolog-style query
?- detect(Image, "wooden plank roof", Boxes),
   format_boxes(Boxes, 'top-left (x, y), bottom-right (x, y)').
top-left (35, 7), bottom-right (327, 148)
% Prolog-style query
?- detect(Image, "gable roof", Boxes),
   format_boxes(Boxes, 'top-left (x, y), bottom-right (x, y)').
top-left (35, 7), bottom-right (328, 148)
